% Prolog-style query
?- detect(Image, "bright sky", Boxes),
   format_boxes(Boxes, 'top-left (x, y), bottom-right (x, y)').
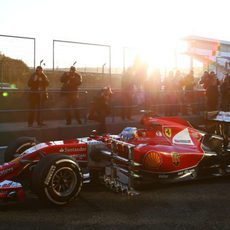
top-left (0, 0), bottom-right (230, 70)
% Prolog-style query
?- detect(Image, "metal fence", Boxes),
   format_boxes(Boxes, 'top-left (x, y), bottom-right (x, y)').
top-left (0, 34), bottom-right (36, 69)
top-left (0, 88), bottom-right (206, 123)
top-left (52, 39), bottom-right (112, 83)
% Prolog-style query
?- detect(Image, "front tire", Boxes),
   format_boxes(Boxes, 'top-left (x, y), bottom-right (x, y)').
top-left (4, 136), bottom-right (38, 162)
top-left (32, 154), bottom-right (83, 206)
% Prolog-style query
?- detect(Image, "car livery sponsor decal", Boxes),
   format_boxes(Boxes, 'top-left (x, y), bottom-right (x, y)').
top-left (156, 130), bottom-right (163, 137)
top-left (172, 128), bottom-right (194, 145)
top-left (144, 151), bottom-right (162, 170)
top-left (59, 147), bottom-right (87, 153)
top-left (164, 128), bottom-right (172, 138)
top-left (171, 152), bottom-right (180, 166)
top-left (0, 167), bottom-right (14, 177)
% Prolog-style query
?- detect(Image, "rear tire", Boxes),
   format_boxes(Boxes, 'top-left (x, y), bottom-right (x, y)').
top-left (4, 137), bottom-right (38, 162)
top-left (32, 154), bottom-right (83, 206)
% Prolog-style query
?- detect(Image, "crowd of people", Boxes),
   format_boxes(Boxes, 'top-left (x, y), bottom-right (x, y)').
top-left (120, 63), bottom-right (230, 119)
top-left (27, 65), bottom-right (113, 133)
top-left (27, 63), bottom-right (230, 133)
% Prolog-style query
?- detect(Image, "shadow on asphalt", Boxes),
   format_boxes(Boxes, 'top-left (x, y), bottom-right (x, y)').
top-left (0, 176), bottom-right (229, 212)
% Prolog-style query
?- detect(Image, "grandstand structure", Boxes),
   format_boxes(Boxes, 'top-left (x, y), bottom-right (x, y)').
top-left (184, 35), bottom-right (230, 79)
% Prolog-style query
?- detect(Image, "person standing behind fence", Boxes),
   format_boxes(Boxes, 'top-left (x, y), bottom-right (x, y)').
top-left (220, 73), bottom-right (230, 111)
top-left (27, 66), bottom-right (49, 127)
top-left (144, 69), bottom-right (161, 113)
top-left (60, 66), bottom-right (82, 125)
top-left (132, 57), bottom-right (148, 106)
top-left (152, 69), bottom-right (162, 112)
top-left (199, 71), bottom-right (219, 111)
top-left (163, 70), bottom-right (177, 116)
top-left (181, 70), bottom-right (195, 114)
top-left (121, 67), bottom-right (134, 120)
top-left (88, 86), bottom-right (113, 134)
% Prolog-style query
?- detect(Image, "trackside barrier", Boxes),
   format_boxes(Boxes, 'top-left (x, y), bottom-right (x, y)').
top-left (0, 88), bottom-right (206, 123)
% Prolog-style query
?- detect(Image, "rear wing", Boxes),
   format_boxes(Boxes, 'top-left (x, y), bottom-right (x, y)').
top-left (206, 111), bottom-right (230, 123)
top-left (205, 111), bottom-right (230, 148)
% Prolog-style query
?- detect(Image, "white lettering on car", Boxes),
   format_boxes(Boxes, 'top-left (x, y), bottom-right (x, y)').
top-left (59, 147), bottom-right (87, 153)
top-left (44, 165), bottom-right (56, 185)
top-left (0, 167), bottom-right (14, 177)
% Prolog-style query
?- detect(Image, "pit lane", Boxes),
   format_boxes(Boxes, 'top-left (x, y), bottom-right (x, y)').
top-left (0, 147), bottom-right (230, 230)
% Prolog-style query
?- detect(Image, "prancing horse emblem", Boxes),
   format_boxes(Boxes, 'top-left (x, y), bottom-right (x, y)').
top-left (164, 128), bottom-right (172, 138)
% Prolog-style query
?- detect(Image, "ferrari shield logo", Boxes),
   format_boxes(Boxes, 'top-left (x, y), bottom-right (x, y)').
top-left (164, 128), bottom-right (172, 138)
top-left (171, 152), bottom-right (180, 166)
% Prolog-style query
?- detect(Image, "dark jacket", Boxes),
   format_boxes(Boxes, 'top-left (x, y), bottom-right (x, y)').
top-left (88, 87), bottom-right (112, 121)
top-left (60, 72), bottom-right (82, 95)
top-left (28, 72), bottom-right (49, 101)
top-left (220, 77), bottom-right (230, 109)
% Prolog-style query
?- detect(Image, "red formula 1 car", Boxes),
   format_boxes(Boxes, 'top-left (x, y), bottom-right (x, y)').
top-left (0, 112), bottom-right (229, 205)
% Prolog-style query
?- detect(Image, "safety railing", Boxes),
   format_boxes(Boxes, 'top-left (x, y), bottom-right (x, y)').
top-left (0, 88), bottom-right (206, 123)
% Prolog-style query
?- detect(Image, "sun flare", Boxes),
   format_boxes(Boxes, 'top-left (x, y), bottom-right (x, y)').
top-left (124, 39), bottom-right (192, 76)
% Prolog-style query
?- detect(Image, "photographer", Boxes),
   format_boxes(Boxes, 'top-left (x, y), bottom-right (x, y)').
top-left (27, 66), bottom-right (49, 127)
top-left (60, 66), bottom-right (82, 125)
top-left (88, 86), bottom-right (113, 134)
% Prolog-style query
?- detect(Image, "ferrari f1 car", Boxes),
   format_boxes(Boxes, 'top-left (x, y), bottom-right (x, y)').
top-left (0, 111), bottom-right (229, 206)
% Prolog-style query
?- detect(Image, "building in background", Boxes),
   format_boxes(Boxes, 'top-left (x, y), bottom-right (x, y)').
top-left (183, 35), bottom-right (230, 79)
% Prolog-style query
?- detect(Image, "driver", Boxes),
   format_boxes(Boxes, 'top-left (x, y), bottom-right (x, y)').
top-left (120, 127), bottom-right (138, 141)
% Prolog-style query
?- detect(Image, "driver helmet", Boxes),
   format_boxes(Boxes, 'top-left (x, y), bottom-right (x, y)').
top-left (120, 127), bottom-right (138, 141)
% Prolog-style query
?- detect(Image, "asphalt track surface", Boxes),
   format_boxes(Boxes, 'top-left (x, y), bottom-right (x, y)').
top-left (0, 149), bottom-right (230, 230)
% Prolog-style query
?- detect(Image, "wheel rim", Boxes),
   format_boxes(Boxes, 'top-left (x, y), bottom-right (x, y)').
top-left (51, 167), bottom-right (77, 197)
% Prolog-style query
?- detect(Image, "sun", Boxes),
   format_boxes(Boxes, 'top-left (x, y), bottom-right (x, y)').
top-left (126, 38), bottom-right (195, 76)
top-left (124, 44), bottom-right (177, 73)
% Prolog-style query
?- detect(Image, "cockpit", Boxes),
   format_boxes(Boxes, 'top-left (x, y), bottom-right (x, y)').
top-left (119, 127), bottom-right (138, 141)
